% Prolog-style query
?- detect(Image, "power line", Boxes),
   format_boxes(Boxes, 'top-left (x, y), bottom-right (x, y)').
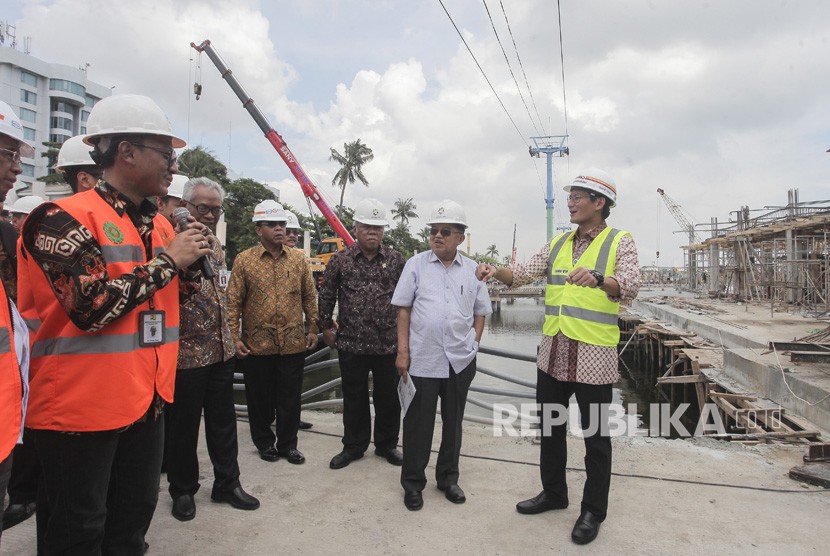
top-left (437, 0), bottom-right (528, 147)
top-left (556, 0), bottom-right (569, 134)
top-left (482, 0), bottom-right (541, 136)
top-left (498, 0), bottom-right (546, 136)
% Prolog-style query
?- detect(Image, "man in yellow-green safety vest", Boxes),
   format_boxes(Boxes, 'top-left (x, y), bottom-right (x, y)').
top-left (477, 168), bottom-right (640, 546)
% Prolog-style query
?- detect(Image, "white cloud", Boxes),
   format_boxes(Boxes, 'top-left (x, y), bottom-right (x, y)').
top-left (7, 0), bottom-right (830, 264)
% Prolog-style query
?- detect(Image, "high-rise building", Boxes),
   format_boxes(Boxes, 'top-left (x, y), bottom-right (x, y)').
top-left (0, 45), bottom-right (110, 202)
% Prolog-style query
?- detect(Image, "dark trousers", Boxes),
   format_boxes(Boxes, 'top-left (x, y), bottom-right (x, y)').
top-left (165, 360), bottom-right (241, 498)
top-left (33, 413), bottom-right (164, 556)
top-left (7, 428), bottom-right (40, 504)
top-left (0, 451), bottom-right (12, 539)
top-left (401, 359), bottom-right (476, 493)
top-left (537, 369), bottom-right (613, 522)
top-left (338, 351), bottom-right (400, 455)
top-left (241, 352), bottom-right (305, 453)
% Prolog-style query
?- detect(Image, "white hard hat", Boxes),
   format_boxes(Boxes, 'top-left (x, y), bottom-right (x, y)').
top-left (55, 135), bottom-right (97, 170)
top-left (0, 100), bottom-right (36, 158)
top-left (284, 210), bottom-right (302, 230)
top-left (252, 199), bottom-right (287, 222)
top-left (167, 174), bottom-right (189, 199)
top-left (10, 195), bottom-right (46, 215)
top-left (83, 94), bottom-right (186, 148)
top-left (426, 199), bottom-right (467, 227)
top-left (563, 168), bottom-right (617, 207)
top-left (353, 198), bottom-right (389, 227)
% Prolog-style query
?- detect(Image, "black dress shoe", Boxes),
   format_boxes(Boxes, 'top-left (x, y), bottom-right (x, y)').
top-left (516, 491), bottom-right (568, 515)
top-left (571, 510), bottom-right (601, 545)
top-left (330, 450), bottom-right (363, 469)
top-left (374, 448), bottom-right (403, 466)
top-left (279, 448), bottom-right (306, 464)
top-left (2, 501), bottom-right (36, 530)
top-left (259, 446), bottom-right (279, 462)
top-left (211, 486), bottom-right (261, 510)
top-left (298, 420), bottom-right (314, 430)
top-left (438, 484), bottom-right (466, 504)
top-left (171, 494), bottom-right (196, 522)
top-left (403, 491), bottom-right (423, 511)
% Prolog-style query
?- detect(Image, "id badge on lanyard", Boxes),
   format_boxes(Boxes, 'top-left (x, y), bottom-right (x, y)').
top-left (139, 310), bottom-right (166, 347)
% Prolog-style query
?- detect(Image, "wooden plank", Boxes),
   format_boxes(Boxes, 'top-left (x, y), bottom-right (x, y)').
top-left (657, 375), bottom-right (708, 384)
top-left (691, 359), bottom-right (706, 411)
top-left (790, 351), bottom-right (830, 363)
top-left (680, 348), bottom-right (724, 369)
top-left (708, 392), bottom-right (758, 402)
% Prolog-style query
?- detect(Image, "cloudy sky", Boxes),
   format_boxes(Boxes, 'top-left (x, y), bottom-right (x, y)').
top-left (6, 0), bottom-right (830, 266)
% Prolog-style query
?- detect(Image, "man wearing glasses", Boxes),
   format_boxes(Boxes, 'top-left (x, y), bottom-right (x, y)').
top-left (165, 177), bottom-right (259, 522)
top-left (227, 200), bottom-right (318, 465)
top-left (0, 100), bottom-right (33, 544)
top-left (477, 168), bottom-right (640, 546)
top-left (392, 200), bottom-right (491, 511)
top-left (19, 94), bottom-right (211, 554)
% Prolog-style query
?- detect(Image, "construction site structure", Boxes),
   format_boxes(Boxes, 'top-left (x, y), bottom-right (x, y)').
top-left (671, 188), bottom-right (830, 315)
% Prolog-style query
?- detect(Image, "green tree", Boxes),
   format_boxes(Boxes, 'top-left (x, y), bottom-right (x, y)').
top-left (37, 140), bottom-right (66, 185)
top-left (383, 222), bottom-right (423, 259)
top-left (417, 226), bottom-right (431, 252)
top-left (178, 146), bottom-right (229, 185)
top-left (329, 139), bottom-right (373, 214)
top-left (485, 244), bottom-right (499, 259)
top-left (223, 178), bottom-right (276, 267)
top-left (391, 197), bottom-right (418, 228)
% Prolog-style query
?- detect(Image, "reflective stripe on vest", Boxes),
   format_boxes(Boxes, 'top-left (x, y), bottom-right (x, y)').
top-left (0, 327), bottom-right (10, 353)
top-left (543, 227), bottom-right (628, 346)
top-left (25, 318), bottom-right (41, 332)
top-left (31, 326), bottom-right (179, 358)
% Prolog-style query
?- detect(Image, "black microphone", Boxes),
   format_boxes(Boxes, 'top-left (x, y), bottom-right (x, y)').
top-left (171, 207), bottom-right (215, 279)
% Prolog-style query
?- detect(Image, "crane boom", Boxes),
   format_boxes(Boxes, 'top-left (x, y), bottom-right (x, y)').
top-left (656, 188), bottom-right (700, 244)
top-left (190, 39), bottom-right (354, 246)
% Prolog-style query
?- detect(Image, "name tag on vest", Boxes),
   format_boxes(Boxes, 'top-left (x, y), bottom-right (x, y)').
top-left (139, 311), bottom-right (166, 346)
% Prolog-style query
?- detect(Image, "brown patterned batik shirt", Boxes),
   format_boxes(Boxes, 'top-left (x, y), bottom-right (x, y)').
top-left (317, 243), bottom-right (405, 355)
top-left (510, 222), bottom-right (640, 385)
top-left (177, 240), bottom-right (236, 369)
top-left (227, 243), bottom-right (318, 356)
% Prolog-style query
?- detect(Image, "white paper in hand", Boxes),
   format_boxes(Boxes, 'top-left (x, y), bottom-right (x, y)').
top-left (398, 375), bottom-right (416, 418)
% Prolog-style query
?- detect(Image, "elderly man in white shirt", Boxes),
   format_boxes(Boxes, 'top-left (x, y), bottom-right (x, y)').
top-left (392, 200), bottom-right (491, 512)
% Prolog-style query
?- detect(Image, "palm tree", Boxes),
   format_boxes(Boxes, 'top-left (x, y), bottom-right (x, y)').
top-left (417, 226), bottom-right (431, 243)
top-left (391, 197), bottom-right (418, 227)
top-left (178, 146), bottom-right (229, 185)
top-left (329, 139), bottom-right (374, 214)
top-left (486, 244), bottom-right (499, 258)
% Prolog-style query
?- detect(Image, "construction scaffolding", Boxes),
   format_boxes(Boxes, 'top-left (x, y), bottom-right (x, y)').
top-left (679, 189), bottom-right (830, 315)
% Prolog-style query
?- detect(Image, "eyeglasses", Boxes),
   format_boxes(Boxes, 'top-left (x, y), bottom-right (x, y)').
top-left (0, 147), bottom-right (22, 164)
top-left (258, 221), bottom-right (285, 228)
top-left (566, 194), bottom-right (596, 203)
top-left (185, 200), bottom-right (224, 217)
top-left (429, 227), bottom-right (459, 237)
top-left (129, 142), bottom-right (177, 166)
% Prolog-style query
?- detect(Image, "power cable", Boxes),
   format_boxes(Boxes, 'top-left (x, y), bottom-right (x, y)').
top-left (437, 0), bottom-right (528, 147)
top-left (498, 0), bottom-right (546, 135)
top-left (482, 0), bottom-right (541, 136)
top-left (556, 0), bottom-right (569, 135)
top-left (271, 424), bottom-right (828, 495)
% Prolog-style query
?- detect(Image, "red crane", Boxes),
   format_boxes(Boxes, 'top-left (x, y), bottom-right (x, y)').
top-left (190, 39), bottom-right (354, 246)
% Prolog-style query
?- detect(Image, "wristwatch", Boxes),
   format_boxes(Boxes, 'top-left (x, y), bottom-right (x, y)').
top-left (589, 270), bottom-right (604, 288)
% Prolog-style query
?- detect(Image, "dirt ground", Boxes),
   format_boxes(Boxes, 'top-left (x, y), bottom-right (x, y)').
top-left (3, 410), bottom-right (829, 555)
